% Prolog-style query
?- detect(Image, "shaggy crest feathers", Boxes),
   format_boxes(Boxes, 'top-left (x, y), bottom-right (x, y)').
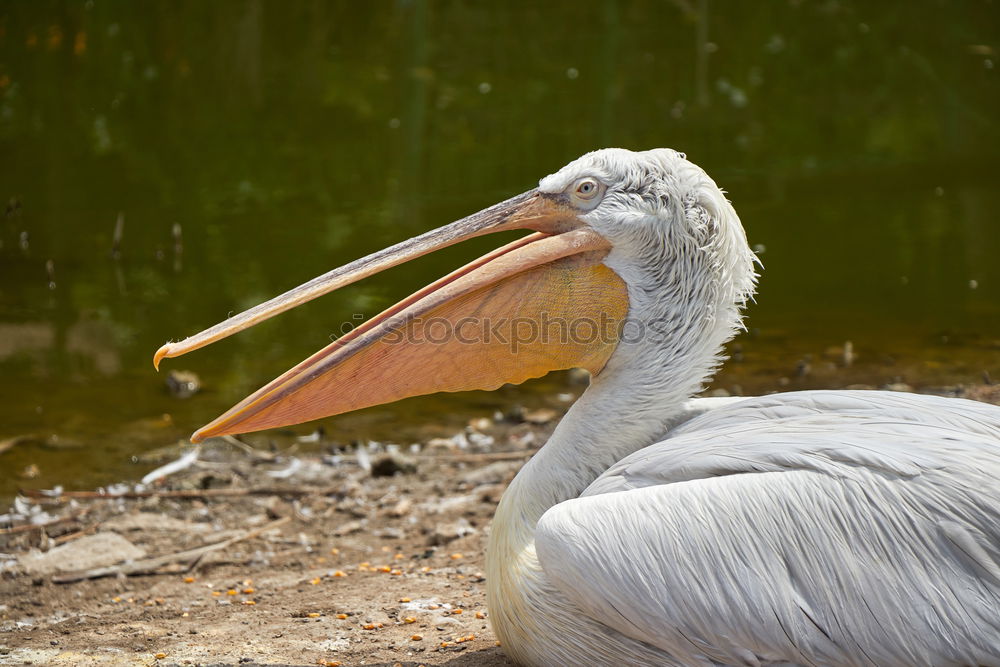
top-left (541, 147), bottom-right (757, 307)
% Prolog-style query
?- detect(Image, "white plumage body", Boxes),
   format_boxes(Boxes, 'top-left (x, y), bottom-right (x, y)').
top-left (491, 391), bottom-right (1000, 666)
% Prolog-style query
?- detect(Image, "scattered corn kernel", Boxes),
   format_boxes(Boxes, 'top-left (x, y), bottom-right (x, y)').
top-left (336, 613), bottom-right (348, 620)
top-left (242, 600), bottom-right (256, 606)
top-left (363, 623), bottom-right (376, 630)
top-left (310, 577), bottom-right (321, 585)
top-left (307, 612), bottom-right (321, 618)
top-left (183, 576), bottom-right (195, 583)
top-left (450, 553), bottom-right (463, 560)
top-left (332, 570), bottom-right (346, 577)
top-left (378, 565), bottom-right (392, 573)
top-left (440, 641), bottom-right (451, 648)
top-left (390, 569), bottom-right (403, 575)
top-left (394, 552), bottom-right (404, 560)
top-left (181, 612), bottom-right (189, 618)
top-left (155, 654), bottom-right (167, 659)
top-left (399, 597), bottom-right (411, 603)
top-left (420, 566), bottom-right (431, 573)
top-left (496, 640), bottom-right (502, 646)
top-left (243, 587), bottom-right (255, 594)
top-left (211, 591), bottom-right (222, 597)
top-left (475, 611), bottom-right (486, 619)
top-left (330, 547), bottom-right (340, 555)
top-left (428, 604), bottom-right (440, 610)
top-left (451, 609), bottom-right (463, 615)
top-left (111, 596), bottom-right (121, 603)
top-left (226, 589), bottom-right (238, 596)
top-left (411, 634), bottom-right (423, 641)
top-left (403, 616), bottom-right (416, 624)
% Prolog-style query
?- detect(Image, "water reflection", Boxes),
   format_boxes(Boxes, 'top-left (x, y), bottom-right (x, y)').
top-left (0, 1), bottom-right (998, 496)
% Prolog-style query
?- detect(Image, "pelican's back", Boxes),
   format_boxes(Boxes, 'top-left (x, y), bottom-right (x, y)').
top-left (536, 390), bottom-right (1000, 665)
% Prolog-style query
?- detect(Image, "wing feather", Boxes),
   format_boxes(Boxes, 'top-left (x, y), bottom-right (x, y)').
top-left (536, 391), bottom-right (1000, 666)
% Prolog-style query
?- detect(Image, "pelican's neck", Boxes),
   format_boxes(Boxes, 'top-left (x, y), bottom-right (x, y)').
top-left (495, 349), bottom-right (704, 536)
top-left (486, 150), bottom-right (758, 661)
top-left (492, 226), bottom-right (753, 541)
top-left (486, 332), bottom-right (719, 659)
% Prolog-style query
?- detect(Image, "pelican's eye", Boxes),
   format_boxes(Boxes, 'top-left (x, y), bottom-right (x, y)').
top-left (569, 177), bottom-right (604, 209)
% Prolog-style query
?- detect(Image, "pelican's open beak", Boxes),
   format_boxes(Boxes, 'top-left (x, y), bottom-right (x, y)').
top-left (155, 189), bottom-right (628, 443)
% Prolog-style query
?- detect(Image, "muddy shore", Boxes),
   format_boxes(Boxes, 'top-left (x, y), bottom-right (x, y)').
top-left (0, 407), bottom-right (554, 667)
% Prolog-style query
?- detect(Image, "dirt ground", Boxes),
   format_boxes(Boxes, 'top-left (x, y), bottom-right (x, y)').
top-left (0, 413), bottom-right (552, 667)
top-left (3, 383), bottom-right (1000, 667)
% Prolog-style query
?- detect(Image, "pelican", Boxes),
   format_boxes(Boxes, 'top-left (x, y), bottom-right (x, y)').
top-left (155, 148), bottom-right (1000, 666)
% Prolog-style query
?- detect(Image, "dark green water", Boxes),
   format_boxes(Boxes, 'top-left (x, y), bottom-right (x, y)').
top-left (1, 1), bottom-right (999, 497)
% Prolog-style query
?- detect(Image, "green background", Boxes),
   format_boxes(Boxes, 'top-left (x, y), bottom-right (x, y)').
top-left (1, 1), bottom-right (998, 495)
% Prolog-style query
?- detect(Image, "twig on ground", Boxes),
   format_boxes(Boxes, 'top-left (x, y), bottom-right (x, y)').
top-left (443, 450), bottom-right (535, 463)
top-left (220, 435), bottom-right (278, 462)
top-left (53, 522), bottom-right (101, 545)
top-left (19, 487), bottom-right (341, 501)
top-left (0, 508), bottom-right (90, 535)
top-left (52, 516), bottom-right (291, 583)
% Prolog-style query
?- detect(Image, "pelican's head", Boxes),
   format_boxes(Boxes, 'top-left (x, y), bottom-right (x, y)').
top-left (540, 148), bottom-right (756, 305)
top-left (155, 148), bottom-right (757, 442)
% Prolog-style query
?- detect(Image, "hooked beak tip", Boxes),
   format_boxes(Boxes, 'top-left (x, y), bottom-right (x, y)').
top-left (153, 344), bottom-right (172, 371)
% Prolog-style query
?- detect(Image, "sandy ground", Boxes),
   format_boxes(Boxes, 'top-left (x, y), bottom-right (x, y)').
top-left (3, 383), bottom-right (1000, 667)
top-left (0, 417), bottom-right (546, 667)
